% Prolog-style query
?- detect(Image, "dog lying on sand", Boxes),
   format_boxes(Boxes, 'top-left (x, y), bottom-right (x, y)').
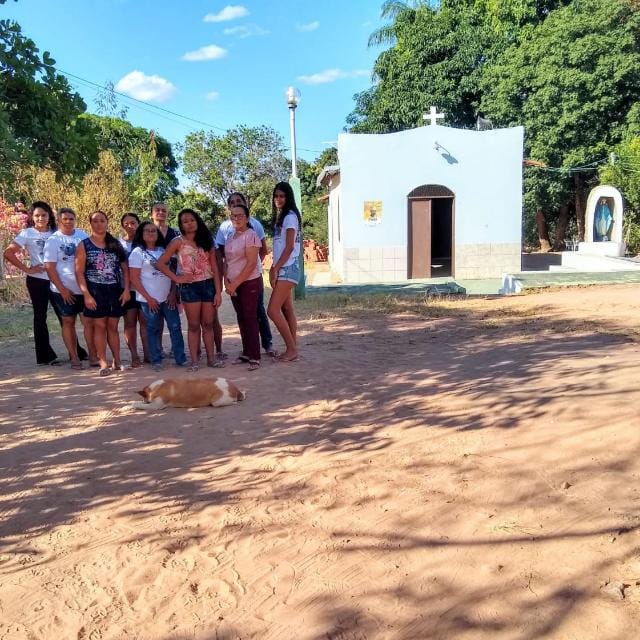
top-left (131, 377), bottom-right (246, 410)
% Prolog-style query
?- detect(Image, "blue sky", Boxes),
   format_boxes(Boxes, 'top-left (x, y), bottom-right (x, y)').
top-left (5, 1), bottom-right (385, 164)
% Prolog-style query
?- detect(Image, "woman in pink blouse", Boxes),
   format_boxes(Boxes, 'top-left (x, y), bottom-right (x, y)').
top-left (224, 204), bottom-right (263, 371)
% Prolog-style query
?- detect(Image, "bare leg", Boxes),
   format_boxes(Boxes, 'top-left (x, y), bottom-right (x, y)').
top-left (200, 303), bottom-right (215, 365)
top-left (183, 302), bottom-right (203, 366)
top-left (138, 309), bottom-right (150, 363)
top-left (282, 295), bottom-right (297, 344)
top-left (123, 307), bottom-right (140, 365)
top-left (267, 281), bottom-right (298, 361)
top-left (106, 317), bottom-right (122, 369)
top-left (92, 317), bottom-right (109, 370)
top-left (61, 316), bottom-right (80, 364)
top-left (80, 314), bottom-right (98, 365)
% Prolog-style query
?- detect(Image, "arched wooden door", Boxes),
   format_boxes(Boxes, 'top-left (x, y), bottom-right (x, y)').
top-left (407, 184), bottom-right (454, 278)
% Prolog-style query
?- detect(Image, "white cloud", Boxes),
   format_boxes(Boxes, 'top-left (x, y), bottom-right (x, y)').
top-left (206, 91), bottom-right (220, 101)
top-left (223, 24), bottom-right (269, 38)
top-left (297, 21), bottom-right (320, 32)
top-left (204, 5), bottom-right (249, 22)
top-left (297, 68), bottom-right (369, 85)
top-left (182, 44), bottom-right (228, 62)
top-left (115, 70), bottom-right (176, 102)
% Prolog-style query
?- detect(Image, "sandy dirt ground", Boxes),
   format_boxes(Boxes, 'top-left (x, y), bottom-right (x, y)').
top-left (1, 284), bottom-right (640, 640)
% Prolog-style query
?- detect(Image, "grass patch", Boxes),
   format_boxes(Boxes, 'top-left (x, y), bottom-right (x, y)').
top-left (295, 292), bottom-right (474, 321)
top-left (0, 303), bottom-right (33, 339)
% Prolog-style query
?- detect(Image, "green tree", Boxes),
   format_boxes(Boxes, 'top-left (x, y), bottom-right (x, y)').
top-left (0, 15), bottom-right (96, 187)
top-left (600, 137), bottom-right (640, 253)
top-left (81, 114), bottom-right (179, 207)
top-left (166, 190), bottom-right (223, 231)
top-left (481, 0), bottom-right (640, 245)
top-left (181, 125), bottom-right (289, 224)
top-left (296, 147), bottom-right (338, 244)
top-left (348, 1), bottom-right (570, 134)
top-left (348, 1), bottom-right (501, 132)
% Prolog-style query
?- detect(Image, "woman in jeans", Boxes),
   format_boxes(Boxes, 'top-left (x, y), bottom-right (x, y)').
top-left (128, 221), bottom-right (186, 371)
top-left (156, 208), bottom-right (222, 371)
top-left (224, 204), bottom-right (263, 371)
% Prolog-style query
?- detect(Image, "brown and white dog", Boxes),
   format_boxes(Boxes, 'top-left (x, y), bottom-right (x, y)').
top-left (131, 376), bottom-right (246, 410)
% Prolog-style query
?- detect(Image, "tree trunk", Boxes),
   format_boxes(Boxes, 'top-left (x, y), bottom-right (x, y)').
top-left (574, 174), bottom-right (586, 241)
top-left (536, 208), bottom-right (552, 252)
top-left (554, 203), bottom-right (570, 250)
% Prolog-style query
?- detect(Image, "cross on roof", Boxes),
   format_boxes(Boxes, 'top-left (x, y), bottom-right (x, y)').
top-left (423, 106), bottom-right (445, 126)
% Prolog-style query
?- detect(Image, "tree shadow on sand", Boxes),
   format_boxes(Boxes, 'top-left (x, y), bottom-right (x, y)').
top-left (1, 300), bottom-right (639, 639)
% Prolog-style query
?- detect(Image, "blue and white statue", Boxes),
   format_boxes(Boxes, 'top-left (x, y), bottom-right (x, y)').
top-left (594, 198), bottom-right (613, 242)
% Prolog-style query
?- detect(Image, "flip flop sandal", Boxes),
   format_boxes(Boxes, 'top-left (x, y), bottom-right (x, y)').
top-left (207, 360), bottom-right (226, 368)
top-left (266, 348), bottom-right (278, 358)
top-left (70, 361), bottom-right (83, 370)
top-left (98, 367), bottom-right (112, 377)
top-left (232, 356), bottom-right (250, 365)
top-left (248, 360), bottom-right (260, 371)
top-left (187, 363), bottom-right (199, 372)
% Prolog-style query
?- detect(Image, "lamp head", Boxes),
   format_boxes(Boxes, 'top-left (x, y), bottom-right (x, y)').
top-left (286, 86), bottom-right (301, 108)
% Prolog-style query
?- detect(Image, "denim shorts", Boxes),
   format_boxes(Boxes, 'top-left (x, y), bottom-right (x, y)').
top-left (83, 283), bottom-right (125, 318)
top-left (51, 291), bottom-right (84, 317)
top-left (277, 261), bottom-right (300, 285)
top-left (179, 278), bottom-right (215, 303)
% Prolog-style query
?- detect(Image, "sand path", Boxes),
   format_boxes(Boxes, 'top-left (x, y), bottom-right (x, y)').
top-left (1, 286), bottom-right (639, 639)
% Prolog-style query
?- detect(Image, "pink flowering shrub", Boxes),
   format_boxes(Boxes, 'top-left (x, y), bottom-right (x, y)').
top-left (0, 197), bottom-right (29, 286)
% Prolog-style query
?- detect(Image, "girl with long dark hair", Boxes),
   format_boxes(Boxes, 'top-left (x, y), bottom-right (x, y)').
top-left (156, 208), bottom-right (222, 371)
top-left (119, 212), bottom-right (149, 367)
top-left (267, 182), bottom-right (301, 362)
top-left (75, 211), bottom-right (130, 375)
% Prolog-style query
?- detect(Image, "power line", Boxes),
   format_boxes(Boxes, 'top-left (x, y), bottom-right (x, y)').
top-left (59, 68), bottom-right (323, 154)
top-left (59, 68), bottom-right (228, 132)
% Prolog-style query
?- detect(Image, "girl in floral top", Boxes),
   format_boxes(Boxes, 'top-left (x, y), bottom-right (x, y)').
top-left (156, 208), bottom-right (222, 371)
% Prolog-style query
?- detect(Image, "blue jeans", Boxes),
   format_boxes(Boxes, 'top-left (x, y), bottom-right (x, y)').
top-left (140, 301), bottom-right (186, 366)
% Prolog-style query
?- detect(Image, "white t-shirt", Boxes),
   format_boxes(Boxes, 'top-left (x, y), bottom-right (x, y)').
top-left (43, 229), bottom-right (89, 294)
top-left (272, 212), bottom-right (300, 268)
top-left (119, 237), bottom-right (134, 256)
top-left (14, 228), bottom-right (54, 280)
top-left (128, 246), bottom-right (172, 304)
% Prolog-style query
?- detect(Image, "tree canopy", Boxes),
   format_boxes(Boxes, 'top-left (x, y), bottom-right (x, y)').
top-left (348, 0), bottom-right (640, 249)
top-left (181, 125), bottom-right (290, 226)
top-left (0, 15), bottom-right (96, 184)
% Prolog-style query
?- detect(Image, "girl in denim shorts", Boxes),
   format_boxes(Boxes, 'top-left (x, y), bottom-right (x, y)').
top-left (267, 182), bottom-right (302, 362)
top-left (156, 209), bottom-right (223, 371)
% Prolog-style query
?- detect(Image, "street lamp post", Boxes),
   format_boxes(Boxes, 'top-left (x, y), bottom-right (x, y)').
top-left (286, 86), bottom-right (300, 177)
top-left (285, 86), bottom-right (305, 299)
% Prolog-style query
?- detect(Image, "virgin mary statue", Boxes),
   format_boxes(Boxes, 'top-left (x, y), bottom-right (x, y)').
top-left (594, 198), bottom-right (613, 241)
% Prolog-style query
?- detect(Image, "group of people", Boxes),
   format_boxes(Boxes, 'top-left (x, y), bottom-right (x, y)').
top-left (3, 182), bottom-right (302, 375)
